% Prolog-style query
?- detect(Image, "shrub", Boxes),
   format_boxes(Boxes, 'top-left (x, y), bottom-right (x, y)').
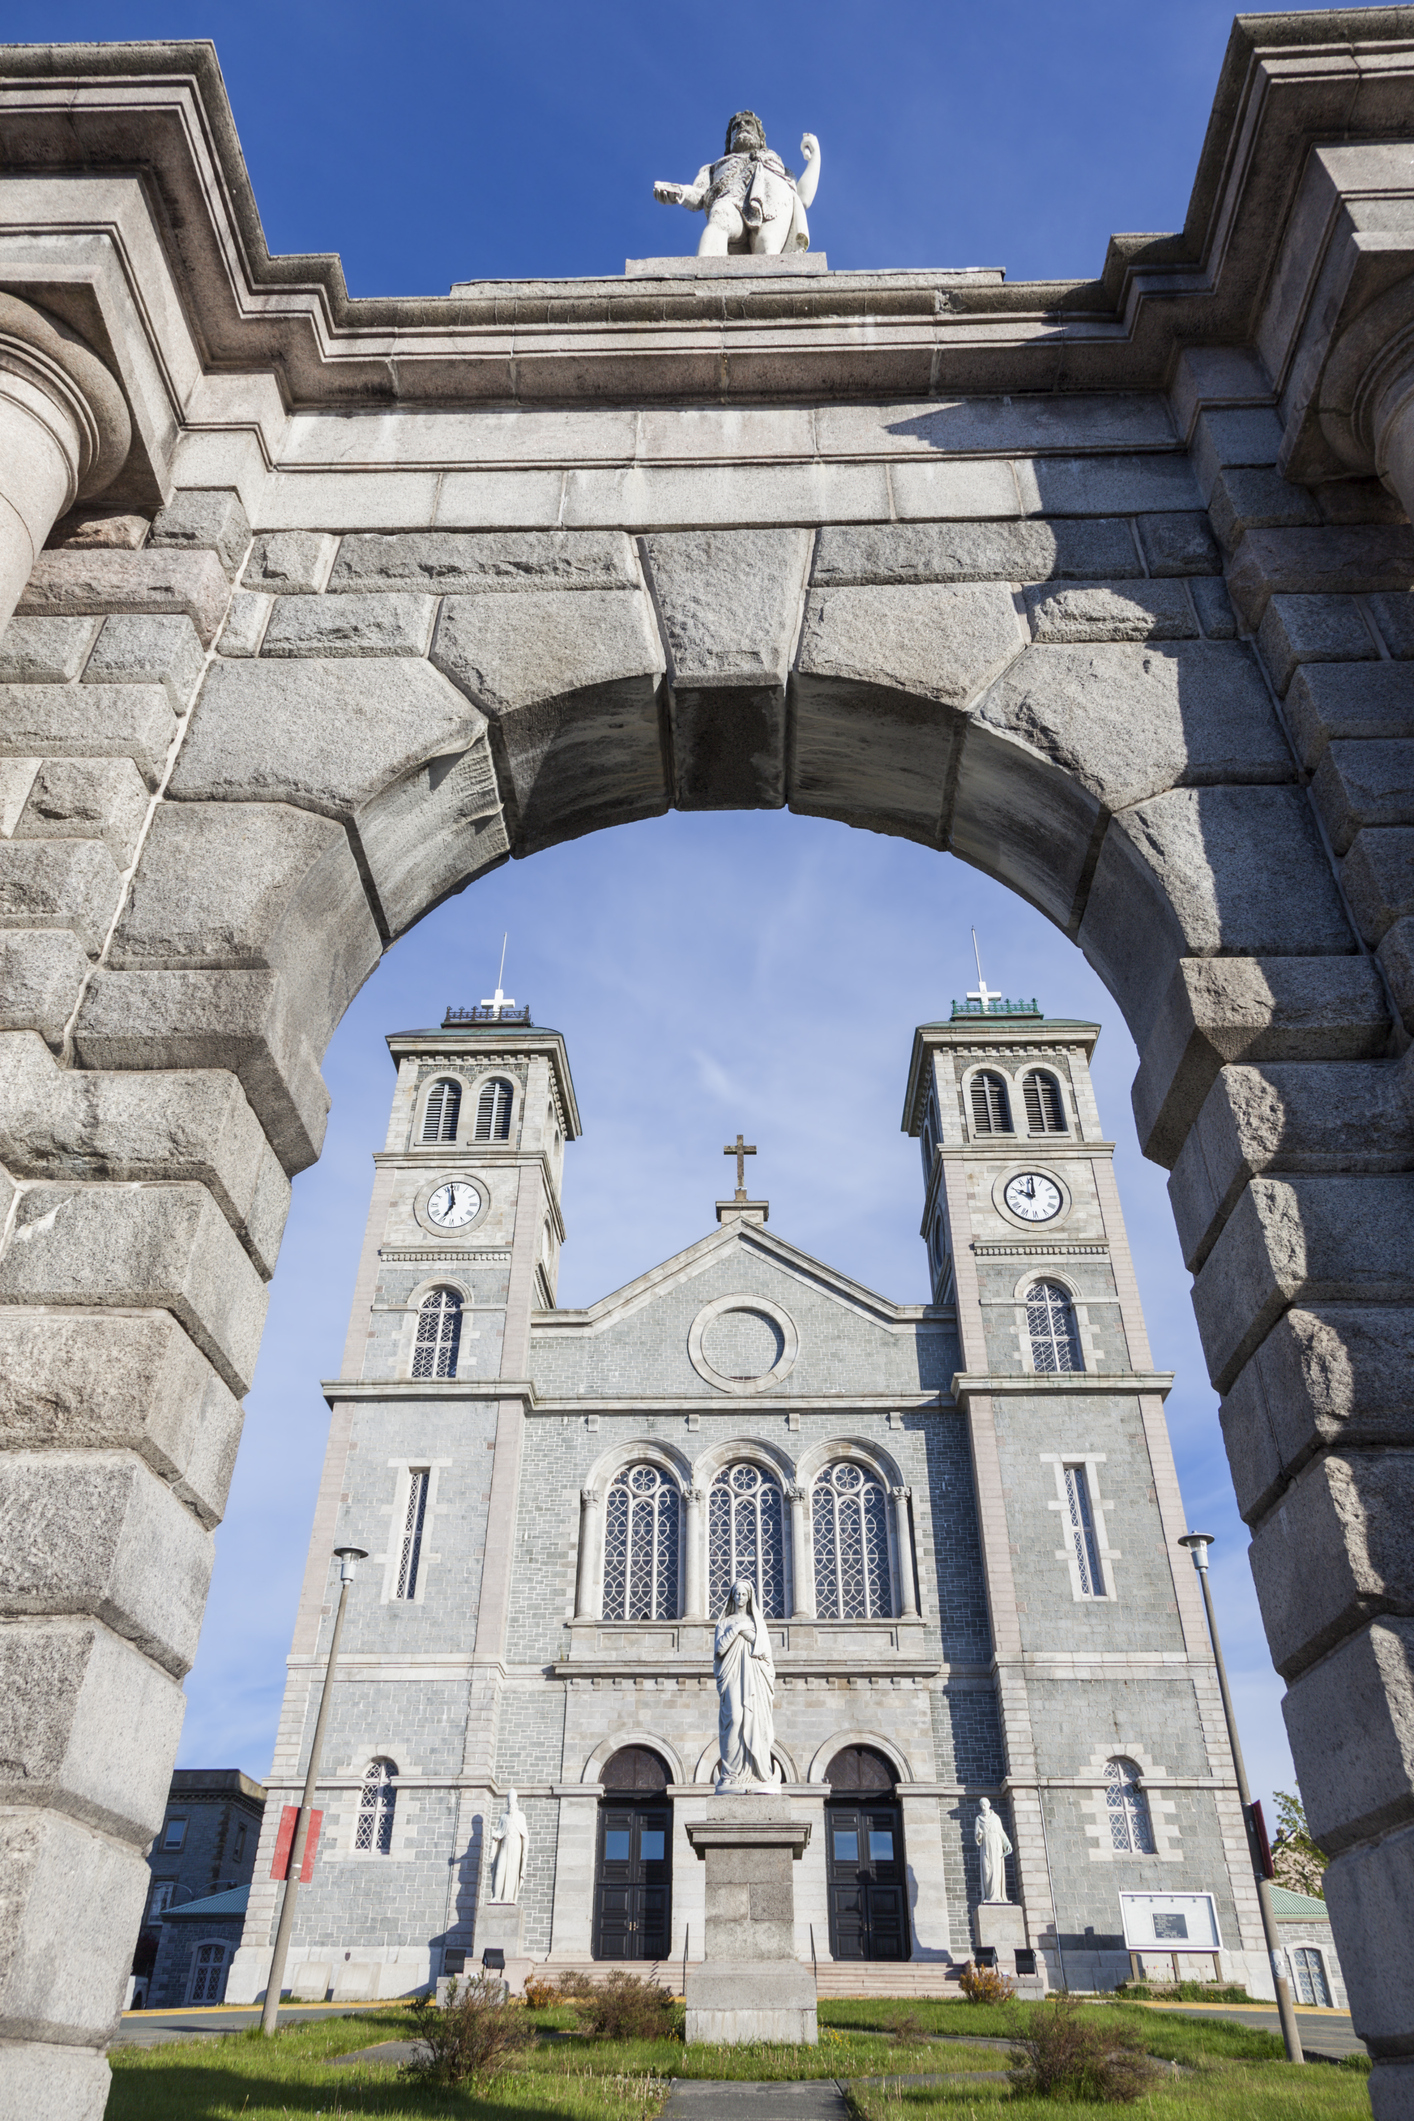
top-left (1009, 1995), bottom-right (1157, 2104)
top-left (889, 2011), bottom-right (930, 2046)
top-left (958, 1959), bottom-right (1015, 2005)
top-left (579, 1970), bottom-right (678, 2042)
top-left (522, 1972), bottom-right (559, 2009)
top-left (402, 1974), bottom-right (533, 2085)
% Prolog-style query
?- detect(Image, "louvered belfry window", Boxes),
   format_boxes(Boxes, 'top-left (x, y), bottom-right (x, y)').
top-left (812, 1462), bottom-right (892, 1620)
top-left (1105, 1758), bottom-right (1155, 1853)
top-left (602, 1464), bottom-right (680, 1621)
top-left (1027, 1280), bottom-right (1082, 1374)
top-left (1023, 1070), bottom-right (1066, 1134)
top-left (970, 1071), bottom-right (1013, 1134)
top-left (412, 1289), bottom-right (461, 1379)
top-left (421, 1078), bottom-right (461, 1142)
top-left (396, 1468), bottom-right (430, 1599)
top-left (474, 1077), bottom-right (513, 1141)
top-left (355, 1760), bottom-right (397, 1855)
top-left (708, 1463), bottom-right (786, 1618)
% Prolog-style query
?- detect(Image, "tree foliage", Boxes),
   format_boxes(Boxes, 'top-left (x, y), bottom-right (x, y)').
top-left (1272, 1789), bottom-right (1326, 1898)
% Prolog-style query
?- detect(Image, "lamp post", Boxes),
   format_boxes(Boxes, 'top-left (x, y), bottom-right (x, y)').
top-left (260, 1544), bottom-right (367, 2036)
top-left (1177, 1532), bottom-right (1303, 2064)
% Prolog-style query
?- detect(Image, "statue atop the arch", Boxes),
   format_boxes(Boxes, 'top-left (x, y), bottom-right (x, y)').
top-left (975, 1798), bottom-right (1012, 1902)
top-left (489, 1788), bottom-right (530, 1902)
top-left (714, 1579), bottom-right (779, 1789)
top-left (654, 112), bottom-right (820, 257)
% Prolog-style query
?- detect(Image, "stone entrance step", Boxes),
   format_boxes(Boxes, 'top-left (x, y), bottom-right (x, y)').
top-left (664, 2085), bottom-right (848, 2121)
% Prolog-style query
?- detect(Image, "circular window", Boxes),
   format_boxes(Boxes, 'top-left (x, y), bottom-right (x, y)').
top-left (687, 1295), bottom-right (799, 1395)
top-left (702, 1307), bottom-right (783, 1378)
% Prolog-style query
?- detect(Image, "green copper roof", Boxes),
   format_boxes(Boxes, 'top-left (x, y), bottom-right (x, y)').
top-left (1269, 1885), bottom-right (1329, 1919)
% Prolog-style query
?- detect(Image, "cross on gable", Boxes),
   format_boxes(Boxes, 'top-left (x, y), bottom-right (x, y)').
top-left (724, 1132), bottom-right (757, 1200)
top-left (967, 978), bottom-right (1001, 1013)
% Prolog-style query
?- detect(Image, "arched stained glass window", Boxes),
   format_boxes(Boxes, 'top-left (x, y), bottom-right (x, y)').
top-left (355, 1759), bottom-right (398, 1855)
top-left (1027, 1280), bottom-right (1082, 1374)
top-left (412, 1288), bottom-right (462, 1379)
top-left (970, 1071), bottom-right (1013, 1134)
top-left (186, 1941), bottom-right (228, 2003)
top-left (709, 1463), bottom-right (786, 1619)
top-left (1105, 1758), bottom-right (1155, 1854)
top-left (602, 1464), bottom-right (680, 1621)
top-left (1023, 1070), bottom-right (1067, 1134)
top-left (1291, 1946), bottom-right (1332, 2008)
top-left (812, 1462), bottom-right (892, 1620)
top-left (422, 1078), bottom-right (461, 1142)
top-left (475, 1078), bottom-right (513, 1141)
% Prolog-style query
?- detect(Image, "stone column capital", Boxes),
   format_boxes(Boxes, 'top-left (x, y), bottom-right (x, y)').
top-left (579, 1486), bottom-right (600, 1507)
top-left (0, 290), bottom-right (131, 507)
top-left (891, 1484), bottom-right (913, 1503)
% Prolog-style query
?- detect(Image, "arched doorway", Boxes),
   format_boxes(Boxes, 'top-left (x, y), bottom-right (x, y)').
top-left (825, 1746), bottom-right (908, 1961)
top-left (593, 1746), bottom-right (672, 1962)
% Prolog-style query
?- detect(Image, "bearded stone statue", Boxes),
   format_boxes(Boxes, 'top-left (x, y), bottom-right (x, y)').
top-left (654, 111), bottom-right (821, 257)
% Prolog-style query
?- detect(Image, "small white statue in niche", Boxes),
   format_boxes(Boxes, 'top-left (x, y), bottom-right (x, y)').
top-left (714, 1578), bottom-right (780, 1791)
top-left (654, 111), bottom-right (820, 257)
top-left (489, 1788), bottom-right (530, 1903)
top-left (975, 1797), bottom-right (1013, 1903)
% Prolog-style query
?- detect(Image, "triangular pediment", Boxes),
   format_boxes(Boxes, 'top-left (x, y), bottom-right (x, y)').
top-left (529, 1219), bottom-right (956, 1405)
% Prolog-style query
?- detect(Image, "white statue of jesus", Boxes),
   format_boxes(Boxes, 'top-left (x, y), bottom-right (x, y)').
top-left (975, 1797), bottom-right (1012, 1902)
top-left (489, 1788), bottom-right (530, 1903)
top-left (714, 1579), bottom-right (779, 1790)
top-left (654, 111), bottom-right (821, 258)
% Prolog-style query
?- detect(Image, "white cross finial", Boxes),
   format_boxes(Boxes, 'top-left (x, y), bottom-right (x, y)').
top-left (967, 926), bottom-right (998, 1011)
top-left (480, 933), bottom-right (516, 1018)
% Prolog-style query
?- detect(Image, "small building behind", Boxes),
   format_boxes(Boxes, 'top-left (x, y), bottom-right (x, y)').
top-left (152, 1886), bottom-right (254, 2009)
top-left (130, 1770), bottom-right (265, 2007)
top-left (1271, 1887), bottom-right (1347, 2011)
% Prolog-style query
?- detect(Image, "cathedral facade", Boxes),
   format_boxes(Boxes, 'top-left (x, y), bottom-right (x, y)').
top-left (229, 996), bottom-right (1268, 2004)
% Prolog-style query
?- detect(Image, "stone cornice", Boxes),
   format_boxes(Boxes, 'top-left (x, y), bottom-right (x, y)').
top-left (951, 1369), bottom-right (1175, 1402)
top-left (5, 19), bottom-right (1414, 410)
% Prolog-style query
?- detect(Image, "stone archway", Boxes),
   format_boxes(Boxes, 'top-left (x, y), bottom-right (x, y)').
top-left (4, 21), bottom-right (1414, 2116)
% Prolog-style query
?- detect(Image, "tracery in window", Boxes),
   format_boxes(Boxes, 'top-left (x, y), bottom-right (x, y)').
top-left (602, 1464), bottom-right (680, 1621)
top-left (812, 1462), bottom-right (892, 1619)
top-left (970, 1071), bottom-right (1013, 1134)
top-left (708, 1462), bottom-right (786, 1618)
top-left (355, 1759), bottom-right (398, 1855)
top-left (1065, 1464), bottom-right (1106, 1597)
top-left (396, 1468), bottom-right (430, 1598)
top-left (187, 1941), bottom-right (228, 2003)
top-left (475, 1077), bottom-right (513, 1141)
top-left (1023, 1070), bottom-right (1067, 1134)
top-left (422, 1078), bottom-right (461, 1142)
top-left (1105, 1758), bottom-right (1155, 1854)
top-left (1027, 1280), bottom-right (1082, 1374)
top-left (412, 1289), bottom-right (462, 1380)
top-left (1291, 1946), bottom-right (1332, 2007)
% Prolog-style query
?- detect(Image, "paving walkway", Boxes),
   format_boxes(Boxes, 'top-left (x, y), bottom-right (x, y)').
top-left (1139, 2003), bottom-right (1366, 2063)
top-left (111, 2002), bottom-right (388, 2047)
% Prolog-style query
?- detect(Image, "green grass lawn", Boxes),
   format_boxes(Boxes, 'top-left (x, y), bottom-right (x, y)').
top-left (105, 1996), bottom-right (1369, 2121)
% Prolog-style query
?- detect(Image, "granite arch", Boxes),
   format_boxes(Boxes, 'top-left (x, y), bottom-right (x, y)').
top-left (4, 21), bottom-right (1414, 2112)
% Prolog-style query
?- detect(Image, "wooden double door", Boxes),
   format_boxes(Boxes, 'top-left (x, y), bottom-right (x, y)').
top-left (592, 1798), bottom-right (672, 1960)
top-left (826, 1797), bottom-right (909, 1960)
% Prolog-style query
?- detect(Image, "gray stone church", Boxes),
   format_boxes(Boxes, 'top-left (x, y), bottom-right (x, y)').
top-left (229, 993), bottom-right (1267, 2003)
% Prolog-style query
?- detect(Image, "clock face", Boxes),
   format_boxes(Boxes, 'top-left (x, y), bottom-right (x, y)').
top-left (1004, 1172), bottom-right (1063, 1224)
top-left (427, 1180), bottom-right (482, 1230)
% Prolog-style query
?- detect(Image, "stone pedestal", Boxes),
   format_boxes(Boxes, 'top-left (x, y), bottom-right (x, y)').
top-left (974, 1900), bottom-right (1027, 1957)
top-left (684, 1798), bottom-right (817, 2045)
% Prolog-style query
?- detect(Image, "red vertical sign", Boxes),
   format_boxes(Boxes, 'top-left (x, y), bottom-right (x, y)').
top-left (270, 1805), bottom-right (323, 1882)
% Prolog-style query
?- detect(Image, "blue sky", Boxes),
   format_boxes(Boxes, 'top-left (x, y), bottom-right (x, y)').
top-left (16, 0), bottom-right (1301, 1819)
